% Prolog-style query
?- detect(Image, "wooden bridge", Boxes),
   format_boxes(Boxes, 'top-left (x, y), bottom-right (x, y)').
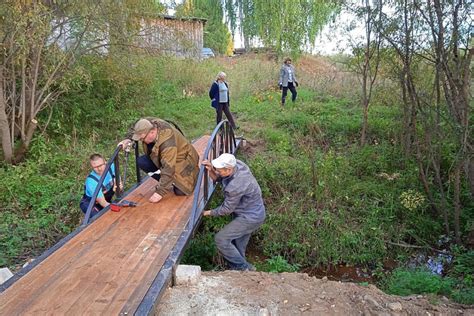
top-left (0, 122), bottom-right (240, 315)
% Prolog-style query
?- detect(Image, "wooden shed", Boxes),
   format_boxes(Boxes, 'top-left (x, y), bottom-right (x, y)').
top-left (137, 15), bottom-right (206, 58)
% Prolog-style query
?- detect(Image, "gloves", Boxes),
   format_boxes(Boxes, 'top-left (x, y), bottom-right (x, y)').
top-left (279, 83), bottom-right (282, 90)
top-left (295, 81), bottom-right (299, 87)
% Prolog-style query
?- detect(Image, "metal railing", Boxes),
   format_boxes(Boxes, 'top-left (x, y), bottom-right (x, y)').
top-left (82, 146), bottom-right (119, 225)
top-left (190, 120), bottom-right (238, 227)
top-left (81, 144), bottom-right (140, 225)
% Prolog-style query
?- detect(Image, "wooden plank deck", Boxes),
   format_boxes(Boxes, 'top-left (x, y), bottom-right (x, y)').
top-left (0, 136), bottom-right (210, 315)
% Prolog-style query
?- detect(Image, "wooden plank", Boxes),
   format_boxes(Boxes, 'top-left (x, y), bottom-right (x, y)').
top-left (0, 136), bottom-right (210, 315)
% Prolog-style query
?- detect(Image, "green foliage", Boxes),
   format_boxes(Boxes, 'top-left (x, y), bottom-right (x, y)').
top-left (259, 256), bottom-right (300, 273)
top-left (381, 248), bottom-right (474, 304)
top-left (451, 288), bottom-right (474, 305)
top-left (383, 268), bottom-right (455, 296)
top-left (275, 111), bottom-right (316, 136)
top-left (258, 205), bottom-right (388, 266)
top-left (181, 227), bottom-right (217, 270)
top-left (203, 20), bottom-right (232, 55)
top-left (450, 248), bottom-right (474, 280)
top-left (224, 0), bottom-right (340, 54)
top-left (49, 54), bottom-right (156, 138)
top-left (0, 138), bottom-right (84, 267)
top-left (445, 247), bottom-right (474, 304)
top-left (175, 0), bottom-right (232, 54)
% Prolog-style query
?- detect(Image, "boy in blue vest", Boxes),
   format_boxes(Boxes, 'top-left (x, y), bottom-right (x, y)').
top-left (79, 154), bottom-right (117, 218)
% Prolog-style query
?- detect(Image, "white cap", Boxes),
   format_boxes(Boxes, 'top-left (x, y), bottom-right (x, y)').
top-left (211, 153), bottom-right (236, 169)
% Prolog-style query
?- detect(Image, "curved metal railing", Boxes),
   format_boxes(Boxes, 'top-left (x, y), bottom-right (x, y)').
top-left (82, 119), bottom-right (238, 227)
top-left (81, 144), bottom-right (140, 225)
top-left (190, 120), bottom-right (238, 227)
top-left (82, 146), bottom-right (122, 225)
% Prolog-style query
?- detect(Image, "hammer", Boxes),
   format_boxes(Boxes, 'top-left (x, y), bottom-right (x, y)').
top-left (110, 200), bottom-right (138, 212)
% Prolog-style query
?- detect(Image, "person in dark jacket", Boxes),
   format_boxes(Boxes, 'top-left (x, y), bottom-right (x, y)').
top-left (118, 118), bottom-right (199, 203)
top-left (202, 153), bottom-right (265, 271)
top-left (278, 57), bottom-right (298, 106)
top-left (209, 71), bottom-right (238, 129)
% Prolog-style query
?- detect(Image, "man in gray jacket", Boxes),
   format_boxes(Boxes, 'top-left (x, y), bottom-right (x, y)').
top-left (202, 153), bottom-right (265, 271)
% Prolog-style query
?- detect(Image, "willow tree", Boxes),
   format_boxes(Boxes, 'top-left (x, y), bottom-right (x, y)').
top-left (223, 0), bottom-right (258, 51)
top-left (225, 0), bottom-right (340, 54)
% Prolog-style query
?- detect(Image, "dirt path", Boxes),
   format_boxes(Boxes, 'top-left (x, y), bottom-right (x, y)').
top-left (156, 271), bottom-right (473, 315)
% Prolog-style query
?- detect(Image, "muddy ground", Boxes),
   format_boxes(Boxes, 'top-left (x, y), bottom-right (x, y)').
top-left (156, 271), bottom-right (473, 315)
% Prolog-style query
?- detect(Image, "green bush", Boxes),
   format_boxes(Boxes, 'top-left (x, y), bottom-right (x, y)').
top-left (382, 265), bottom-right (474, 305)
top-left (258, 206), bottom-right (388, 266)
top-left (0, 142), bottom-right (83, 268)
top-left (181, 229), bottom-right (218, 271)
top-left (450, 249), bottom-right (474, 279)
top-left (446, 248), bottom-right (474, 304)
top-left (384, 268), bottom-right (455, 296)
top-left (451, 288), bottom-right (474, 305)
top-left (259, 255), bottom-right (300, 273)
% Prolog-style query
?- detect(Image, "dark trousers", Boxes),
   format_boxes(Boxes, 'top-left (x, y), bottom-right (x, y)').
top-left (136, 154), bottom-right (185, 196)
top-left (282, 82), bottom-right (297, 105)
top-left (80, 189), bottom-right (114, 218)
top-left (216, 102), bottom-right (237, 129)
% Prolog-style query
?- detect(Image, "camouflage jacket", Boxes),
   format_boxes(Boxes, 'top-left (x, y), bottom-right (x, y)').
top-left (128, 118), bottom-right (199, 196)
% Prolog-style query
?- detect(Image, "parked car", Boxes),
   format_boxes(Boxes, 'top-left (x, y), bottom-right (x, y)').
top-left (201, 47), bottom-right (215, 59)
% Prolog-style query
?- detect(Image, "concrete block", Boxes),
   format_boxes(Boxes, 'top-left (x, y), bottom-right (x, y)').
top-left (174, 265), bottom-right (201, 286)
top-left (0, 267), bottom-right (14, 285)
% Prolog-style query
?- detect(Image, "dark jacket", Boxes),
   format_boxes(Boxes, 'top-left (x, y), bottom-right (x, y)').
top-left (209, 81), bottom-right (230, 108)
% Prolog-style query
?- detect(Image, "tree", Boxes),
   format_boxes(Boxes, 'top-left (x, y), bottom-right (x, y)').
top-left (224, 0), bottom-right (340, 54)
top-left (224, 0), bottom-right (258, 52)
top-left (176, 0), bottom-right (232, 55)
top-left (0, 0), bottom-right (163, 164)
top-left (416, 0), bottom-right (472, 243)
top-left (375, 0), bottom-right (472, 243)
top-left (342, 0), bottom-right (381, 145)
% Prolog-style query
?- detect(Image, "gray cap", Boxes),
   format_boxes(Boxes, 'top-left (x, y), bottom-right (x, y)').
top-left (132, 119), bottom-right (153, 141)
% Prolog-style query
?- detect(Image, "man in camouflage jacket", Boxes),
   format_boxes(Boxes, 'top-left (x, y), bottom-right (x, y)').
top-left (119, 118), bottom-right (199, 203)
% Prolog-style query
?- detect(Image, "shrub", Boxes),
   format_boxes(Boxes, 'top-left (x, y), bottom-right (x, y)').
top-left (384, 268), bottom-right (454, 296)
top-left (0, 141), bottom-right (83, 268)
top-left (259, 255), bottom-right (300, 273)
